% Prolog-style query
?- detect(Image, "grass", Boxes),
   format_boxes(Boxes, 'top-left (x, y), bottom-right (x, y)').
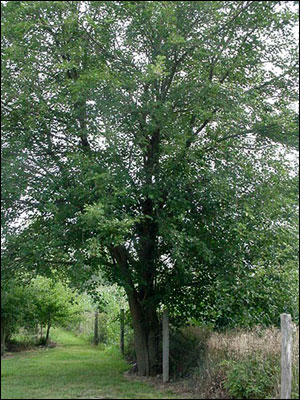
top-left (3, 325), bottom-right (298, 399)
top-left (1, 328), bottom-right (179, 399)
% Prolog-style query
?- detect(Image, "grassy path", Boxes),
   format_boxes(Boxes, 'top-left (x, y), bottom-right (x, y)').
top-left (1, 328), bottom-right (180, 399)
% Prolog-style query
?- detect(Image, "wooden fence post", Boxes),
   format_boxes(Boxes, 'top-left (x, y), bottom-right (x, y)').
top-left (94, 311), bottom-right (99, 346)
top-left (163, 308), bottom-right (169, 383)
top-left (281, 313), bottom-right (292, 399)
top-left (120, 308), bottom-right (125, 355)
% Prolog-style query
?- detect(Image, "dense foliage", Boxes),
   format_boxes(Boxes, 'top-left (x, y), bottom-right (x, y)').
top-left (1, 276), bottom-right (85, 353)
top-left (1, 1), bottom-right (298, 375)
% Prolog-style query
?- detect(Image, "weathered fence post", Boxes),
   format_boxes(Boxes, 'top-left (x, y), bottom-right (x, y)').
top-left (120, 308), bottom-right (125, 355)
top-left (94, 311), bottom-right (99, 346)
top-left (163, 308), bottom-right (169, 383)
top-left (281, 313), bottom-right (292, 399)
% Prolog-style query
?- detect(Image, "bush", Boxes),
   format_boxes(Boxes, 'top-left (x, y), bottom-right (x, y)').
top-left (124, 330), bottom-right (136, 362)
top-left (35, 336), bottom-right (48, 346)
top-left (221, 354), bottom-right (279, 399)
top-left (169, 326), bottom-right (211, 378)
top-left (1, 281), bottom-right (35, 354)
top-left (176, 325), bottom-right (299, 399)
top-left (6, 335), bottom-right (36, 352)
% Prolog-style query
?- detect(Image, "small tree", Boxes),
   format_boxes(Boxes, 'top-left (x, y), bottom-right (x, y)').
top-left (30, 276), bottom-right (84, 345)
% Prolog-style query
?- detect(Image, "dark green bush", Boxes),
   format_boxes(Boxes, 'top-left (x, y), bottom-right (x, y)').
top-left (123, 330), bottom-right (136, 362)
top-left (6, 335), bottom-right (36, 352)
top-left (169, 326), bottom-right (211, 378)
top-left (35, 336), bottom-right (47, 346)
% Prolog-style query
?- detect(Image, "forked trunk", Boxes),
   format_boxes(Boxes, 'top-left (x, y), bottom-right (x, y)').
top-left (128, 294), bottom-right (159, 376)
top-left (111, 244), bottom-right (160, 376)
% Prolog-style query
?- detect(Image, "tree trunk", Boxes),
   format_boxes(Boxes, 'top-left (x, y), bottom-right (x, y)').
top-left (130, 199), bottom-right (159, 376)
top-left (110, 242), bottom-right (159, 376)
top-left (94, 311), bottom-right (99, 346)
top-left (128, 294), bottom-right (159, 376)
top-left (45, 320), bottom-right (51, 346)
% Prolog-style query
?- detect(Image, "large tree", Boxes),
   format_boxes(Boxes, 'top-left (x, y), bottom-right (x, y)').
top-left (1, 1), bottom-right (299, 375)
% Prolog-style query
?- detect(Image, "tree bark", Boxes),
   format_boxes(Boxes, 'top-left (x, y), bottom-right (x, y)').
top-left (45, 317), bottom-right (51, 346)
top-left (128, 293), bottom-right (159, 376)
top-left (94, 311), bottom-right (99, 346)
top-left (110, 234), bottom-right (160, 376)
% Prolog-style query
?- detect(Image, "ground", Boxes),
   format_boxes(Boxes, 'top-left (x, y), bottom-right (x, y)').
top-left (1, 328), bottom-right (181, 399)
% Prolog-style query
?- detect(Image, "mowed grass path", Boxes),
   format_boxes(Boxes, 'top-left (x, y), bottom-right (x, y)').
top-left (1, 328), bottom-right (179, 399)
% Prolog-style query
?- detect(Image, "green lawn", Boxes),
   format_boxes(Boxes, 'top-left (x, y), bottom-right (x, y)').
top-left (1, 328), bottom-right (180, 399)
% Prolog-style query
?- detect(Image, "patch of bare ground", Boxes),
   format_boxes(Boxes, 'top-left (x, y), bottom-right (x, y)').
top-left (1, 342), bottom-right (57, 360)
top-left (124, 372), bottom-right (197, 399)
top-left (1, 352), bottom-right (16, 359)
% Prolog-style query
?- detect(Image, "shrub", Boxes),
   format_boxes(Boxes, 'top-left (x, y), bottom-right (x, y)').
top-left (169, 325), bottom-right (211, 378)
top-left (123, 329), bottom-right (136, 362)
top-left (179, 325), bottom-right (300, 399)
top-left (6, 335), bottom-right (36, 352)
top-left (221, 354), bottom-right (280, 399)
top-left (35, 336), bottom-right (48, 346)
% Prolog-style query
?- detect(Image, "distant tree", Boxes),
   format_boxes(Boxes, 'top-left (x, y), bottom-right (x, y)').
top-left (1, 275), bottom-right (84, 353)
top-left (30, 276), bottom-right (85, 345)
top-left (1, 1), bottom-right (298, 375)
